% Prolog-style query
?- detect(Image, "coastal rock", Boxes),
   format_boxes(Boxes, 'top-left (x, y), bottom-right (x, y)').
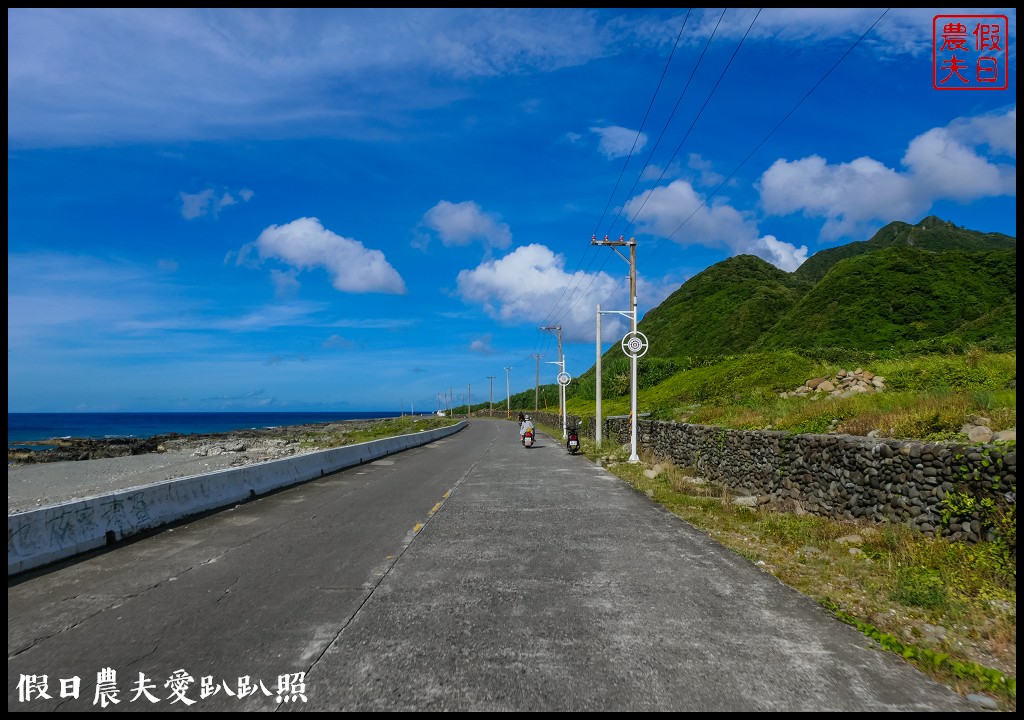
top-left (7, 420), bottom-right (390, 468)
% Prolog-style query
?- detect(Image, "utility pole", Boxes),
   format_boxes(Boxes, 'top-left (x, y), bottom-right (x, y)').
top-left (532, 354), bottom-right (543, 412)
top-left (488, 376), bottom-right (495, 417)
top-left (540, 325), bottom-right (566, 438)
top-left (596, 303), bottom-right (602, 449)
top-left (592, 234), bottom-right (639, 463)
top-left (504, 367), bottom-right (512, 419)
top-left (467, 384), bottom-right (471, 417)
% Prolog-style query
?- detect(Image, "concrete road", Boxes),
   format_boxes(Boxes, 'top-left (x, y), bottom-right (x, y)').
top-left (8, 419), bottom-right (977, 711)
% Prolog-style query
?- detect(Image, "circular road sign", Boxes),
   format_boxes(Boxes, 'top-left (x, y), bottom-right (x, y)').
top-left (621, 330), bottom-right (649, 358)
top-left (557, 371), bottom-right (571, 386)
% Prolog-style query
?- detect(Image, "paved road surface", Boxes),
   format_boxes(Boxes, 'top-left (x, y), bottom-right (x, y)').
top-left (8, 419), bottom-right (977, 711)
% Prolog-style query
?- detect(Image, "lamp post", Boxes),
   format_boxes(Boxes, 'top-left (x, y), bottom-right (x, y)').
top-left (504, 366), bottom-right (512, 419)
top-left (592, 235), bottom-right (641, 463)
top-left (540, 325), bottom-right (566, 438)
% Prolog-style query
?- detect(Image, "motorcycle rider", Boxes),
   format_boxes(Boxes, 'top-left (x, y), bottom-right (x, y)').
top-left (519, 414), bottom-right (535, 444)
top-left (566, 425), bottom-right (580, 453)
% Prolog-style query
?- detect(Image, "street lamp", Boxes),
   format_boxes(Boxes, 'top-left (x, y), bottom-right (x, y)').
top-left (592, 235), bottom-right (642, 463)
top-left (504, 366), bottom-right (512, 419)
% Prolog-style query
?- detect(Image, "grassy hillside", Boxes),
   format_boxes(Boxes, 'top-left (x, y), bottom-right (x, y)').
top-left (793, 215), bottom-right (1016, 283)
top-left (754, 246), bottom-right (1017, 353)
top-left (638, 254), bottom-right (812, 359)
top-left (630, 216), bottom-right (1016, 361)
top-left (486, 215), bottom-right (1018, 709)
top-left (492, 215), bottom-right (1017, 443)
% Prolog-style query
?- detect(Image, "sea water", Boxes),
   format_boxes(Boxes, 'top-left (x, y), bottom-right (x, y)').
top-left (7, 411), bottom-right (403, 447)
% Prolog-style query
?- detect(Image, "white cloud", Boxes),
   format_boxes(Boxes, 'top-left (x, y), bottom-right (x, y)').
top-left (758, 155), bottom-right (922, 240)
top-left (750, 235), bottom-right (808, 273)
top-left (758, 107), bottom-right (1017, 240)
top-left (624, 179), bottom-right (808, 269)
top-left (456, 243), bottom-right (638, 342)
top-left (323, 334), bottom-right (356, 349)
top-left (469, 334), bottom-right (494, 354)
top-left (8, 8), bottom-right (976, 150)
top-left (591, 125), bottom-right (647, 160)
top-left (962, 106), bottom-right (1016, 158)
top-left (681, 8), bottom-right (941, 58)
top-left (244, 217), bottom-right (406, 294)
top-left (422, 200), bottom-right (512, 249)
top-left (686, 153), bottom-right (724, 188)
top-left (180, 189), bottom-right (216, 220)
top-left (270, 269), bottom-right (301, 298)
top-left (180, 186), bottom-right (253, 220)
top-left (7, 8), bottom-right (618, 149)
top-left (903, 114), bottom-right (1017, 200)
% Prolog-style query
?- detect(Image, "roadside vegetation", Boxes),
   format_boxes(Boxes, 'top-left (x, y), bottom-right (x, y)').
top-left (563, 349), bottom-right (1016, 442)
top-left (525, 415), bottom-right (1016, 710)
top-left (465, 348), bottom-right (1017, 708)
top-left (291, 415), bottom-right (461, 449)
top-left (455, 216), bottom-right (1017, 706)
top-left (494, 347), bottom-right (1016, 710)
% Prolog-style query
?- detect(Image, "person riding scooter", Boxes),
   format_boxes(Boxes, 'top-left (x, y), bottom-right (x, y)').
top-left (519, 415), bottom-right (535, 445)
top-left (566, 426), bottom-right (580, 454)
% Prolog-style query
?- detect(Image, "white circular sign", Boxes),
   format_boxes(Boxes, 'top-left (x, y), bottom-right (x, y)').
top-left (621, 331), bottom-right (649, 358)
top-left (557, 372), bottom-right (571, 386)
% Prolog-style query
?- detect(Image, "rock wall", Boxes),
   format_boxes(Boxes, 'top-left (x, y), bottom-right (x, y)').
top-left (532, 412), bottom-right (1015, 544)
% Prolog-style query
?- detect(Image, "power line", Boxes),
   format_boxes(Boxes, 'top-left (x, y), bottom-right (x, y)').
top-left (651, 9), bottom-right (891, 251)
top-left (539, 13), bottom-right (693, 338)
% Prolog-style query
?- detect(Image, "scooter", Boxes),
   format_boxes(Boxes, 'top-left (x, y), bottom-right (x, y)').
top-left (522, 428), bottom-right (535, 448)
top-left (567, 429), bottom-right (580, 455)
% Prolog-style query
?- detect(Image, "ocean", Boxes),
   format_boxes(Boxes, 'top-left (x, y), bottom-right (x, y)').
top-left (7, 411), bottom-right (404, 447)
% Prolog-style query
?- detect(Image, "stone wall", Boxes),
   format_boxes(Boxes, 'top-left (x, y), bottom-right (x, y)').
top-left (531, 412), bottom-right (1015, 544)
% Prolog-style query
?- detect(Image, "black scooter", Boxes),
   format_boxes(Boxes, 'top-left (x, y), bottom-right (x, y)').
top-left (567, 429), bottom-right (580, 455)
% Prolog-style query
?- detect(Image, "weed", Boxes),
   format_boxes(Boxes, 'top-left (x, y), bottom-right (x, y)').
top-left (582, 441), bottom-right (1017, 710)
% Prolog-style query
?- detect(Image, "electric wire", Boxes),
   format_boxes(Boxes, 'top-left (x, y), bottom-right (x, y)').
top-left (503, 9), bottom-right (891, 401)
top-left (559, 8), bottom-right (890, 333)
top-left (537, 12), bottom-right (693, 342)
top-left (651, 9), bottom-right (891, 251)
top-left (553, 8), bottom-right (746, 328)
top-left (536, 10), bottom-right (696, 335)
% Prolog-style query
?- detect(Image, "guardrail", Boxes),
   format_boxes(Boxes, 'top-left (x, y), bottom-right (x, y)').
top-left (8, 421), bottom-right (467, 576)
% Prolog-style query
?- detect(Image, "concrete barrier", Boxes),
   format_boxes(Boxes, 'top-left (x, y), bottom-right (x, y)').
top-left (8, 421), bottom-right (466, 576)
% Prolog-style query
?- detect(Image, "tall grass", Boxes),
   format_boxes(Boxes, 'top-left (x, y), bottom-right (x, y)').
top-left (565, 349), bottom-right (1016, 442)
top-left (572, 443), bottom-right (1017, 710)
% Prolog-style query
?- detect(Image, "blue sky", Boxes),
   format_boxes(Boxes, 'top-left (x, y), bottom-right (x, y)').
top-left (7, 8), bottom-right (1017, 414)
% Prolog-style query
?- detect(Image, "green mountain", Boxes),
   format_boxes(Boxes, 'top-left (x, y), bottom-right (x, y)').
top-left (553, 215), bottom-right (1015, 407)
top-left (792, 215), bottom-right (1016, 283)
top-left (637, 254), bottom-right (813, 359)
top-left (636, 215), bottom-right (1016, 360)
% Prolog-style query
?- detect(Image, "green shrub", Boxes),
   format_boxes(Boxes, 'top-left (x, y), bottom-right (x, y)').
top-left (890, 566), bottom-right (948, 610)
